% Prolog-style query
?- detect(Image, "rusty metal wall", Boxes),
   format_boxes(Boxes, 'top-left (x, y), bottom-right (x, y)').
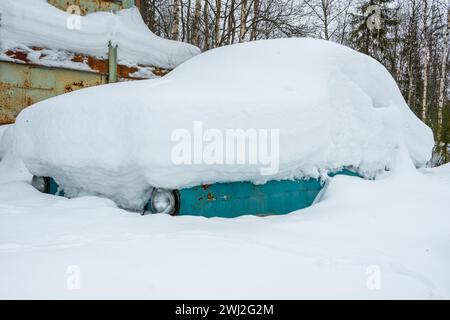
top-left (0, 61), bottom-right (107, 125)
top-left (0, 0), bottom-right (142, 125)
top-left (47, 0), bottom-right (135, 15)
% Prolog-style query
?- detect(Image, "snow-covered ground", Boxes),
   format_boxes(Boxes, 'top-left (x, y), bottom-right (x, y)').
top-left (0, 36), bottom-right (447, 299)
top-left (0, 145), bottom-right (449, 299)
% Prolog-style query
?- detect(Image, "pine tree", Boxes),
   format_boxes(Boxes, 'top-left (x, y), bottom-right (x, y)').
top-left (349, 0), bottom-right (400, 68)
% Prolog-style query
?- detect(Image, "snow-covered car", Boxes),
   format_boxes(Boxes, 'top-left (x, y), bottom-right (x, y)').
top-left (14, 38), bottom-right (433, 217)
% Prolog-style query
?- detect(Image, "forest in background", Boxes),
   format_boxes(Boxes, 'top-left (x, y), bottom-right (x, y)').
top-left (138, 0), bottom-right (449, 165)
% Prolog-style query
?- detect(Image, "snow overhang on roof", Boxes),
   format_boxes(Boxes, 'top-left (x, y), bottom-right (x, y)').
top-left (0, 0), bottom-right (201, 75)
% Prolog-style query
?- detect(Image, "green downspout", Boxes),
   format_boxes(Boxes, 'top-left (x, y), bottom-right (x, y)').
top-left (122, 0), bottom-right (136, 9)
top-left (108, 1), bottom-right (136, 83)
top-left (108, 42), bottom-right (118, 83)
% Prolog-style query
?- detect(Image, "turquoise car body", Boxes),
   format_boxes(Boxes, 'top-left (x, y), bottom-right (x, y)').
top-left (43, 169), bottom-right (359, 218)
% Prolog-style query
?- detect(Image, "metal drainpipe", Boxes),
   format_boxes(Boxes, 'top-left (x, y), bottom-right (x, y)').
top-left (108, 42), bottom-right (118, 83)
top-left (122, 0), bottom-right (136, 9)
top-left (108, 1), bottom-right (136, 83)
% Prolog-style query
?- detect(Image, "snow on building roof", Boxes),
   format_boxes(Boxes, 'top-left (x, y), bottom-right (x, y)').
top-left (0, 0), bottom-right (200, 71)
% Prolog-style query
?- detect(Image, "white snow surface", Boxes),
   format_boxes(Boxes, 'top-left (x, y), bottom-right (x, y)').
top-left (0, 0), bottom-right (200, 69)
top-left (0, 148), bottom-right (449, 299)
top-left (12, 38), bottom-right (434, 210)
top-left (0, 125), bottom-right (12, 161)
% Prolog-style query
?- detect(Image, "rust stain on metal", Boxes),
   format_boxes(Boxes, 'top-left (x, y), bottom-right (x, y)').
top-left (26, 96), bottom-right (35, 106)
top-left (153, 67), bottom-right (169, 77)
top-left (202, 184), bottom-right (210, 190)
top-left (5, 47), bottom-right (169, 80)
top-left (83, 55), bottom-right (108, 74)
top-left (4, 50), bottom-right (30, 63)
top-left (64, 80), bottom-right (85, 93)
top-left (207, 193), bottom-right (216, 201)
top-left (0, 115), bottom-right (15, 125)
top-left (47, 0), bottom-right (125, 16)
top-left (117, 64), bottom-right (139, 78)
top-left (72, 54), bottom-right (143, 79)
top-left (0, 61), bottom-right (108, 125)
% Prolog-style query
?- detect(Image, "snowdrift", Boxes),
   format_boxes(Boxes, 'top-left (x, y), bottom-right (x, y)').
top-left (12, 38), bottom-right (434, 210)
top-left (0, 125), bottom-right (12, 160)
top-left (0, 0), bottom-right (200, 69)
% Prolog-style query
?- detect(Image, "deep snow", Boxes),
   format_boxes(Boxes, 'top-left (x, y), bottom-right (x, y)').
top-left (12, 38), bottom-right (434, 210)
top-left (0, 146), bottom-right (449, 299)
top-left (0, 0), bottom-right (200, 69)
top-left (1, 34), bottom-right (446, 299)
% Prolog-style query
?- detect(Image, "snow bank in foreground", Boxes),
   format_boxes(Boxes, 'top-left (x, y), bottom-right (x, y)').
top-left (0, 125), bottom-right (13, 160)
top-left (0, 0), bottom-right (200, 69)
top-left (0, 125), bottom-right (9, 142)
top-left (0, 150), bottom-right (449, 299)
top-left (13, 38), bottom-right (434, 209)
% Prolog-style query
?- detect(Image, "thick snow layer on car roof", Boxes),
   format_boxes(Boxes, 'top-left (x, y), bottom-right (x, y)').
top-left (0, 0), bottom-right (200, 69)
top-left (12, 38), bottom-right (434, 210)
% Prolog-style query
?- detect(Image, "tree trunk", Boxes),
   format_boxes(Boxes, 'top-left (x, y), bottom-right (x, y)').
top-left (438, 10), bottom-right (450, 142)
top-left (407, 65), bottom-right (414, 107)
top-left (183, 0), bottom-right (190, 42)
top-left (227, 0), bottom-right (236, 45)
top-left (322, 0), bottom-right (330, 40)
top-left (239, 0), bottom-right (247, 42)
top-left (422, 0), bottom-right (430, 121)
top-left (203, 0), bottom-right (210, 51)
top-left (143, 0), bottom-right (156, 33)
top-left (215, 0), bottom-right (222, 47)
top-left (171, 0), bottom-right (181, 40)
top-left (250, 0), bottom-right (260, 41)
top-left (192, 0), bottom-right (202, 46)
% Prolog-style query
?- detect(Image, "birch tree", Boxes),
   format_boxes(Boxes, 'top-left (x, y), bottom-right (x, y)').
top-left (171, 0), bottom-right (181, 40)
top-left (422, 0), bottom-right (430, 121)
top-left (406, 0), bottom-right (419, 108)
top-left (250, 0), bottom-right (260, 40)
top-left (215, 0), bottom-right (222, 46)
top-left (203, 0), bottom-right (211, 50)
top-left (438, 9), bottom-right (450, 141)
top-left (239, 0), bottom-right (248, 42)
top-left (192, 0), bottom-right (202, 46)
top-left (305, 0), bottom-right (351, 41)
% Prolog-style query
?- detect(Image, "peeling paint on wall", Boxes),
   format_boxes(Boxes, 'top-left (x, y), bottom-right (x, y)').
top-left (0, 61), bottom-right (107, 125)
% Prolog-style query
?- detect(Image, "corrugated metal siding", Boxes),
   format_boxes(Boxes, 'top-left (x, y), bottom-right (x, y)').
top-left (0, 61), bottom-right (107, 125)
